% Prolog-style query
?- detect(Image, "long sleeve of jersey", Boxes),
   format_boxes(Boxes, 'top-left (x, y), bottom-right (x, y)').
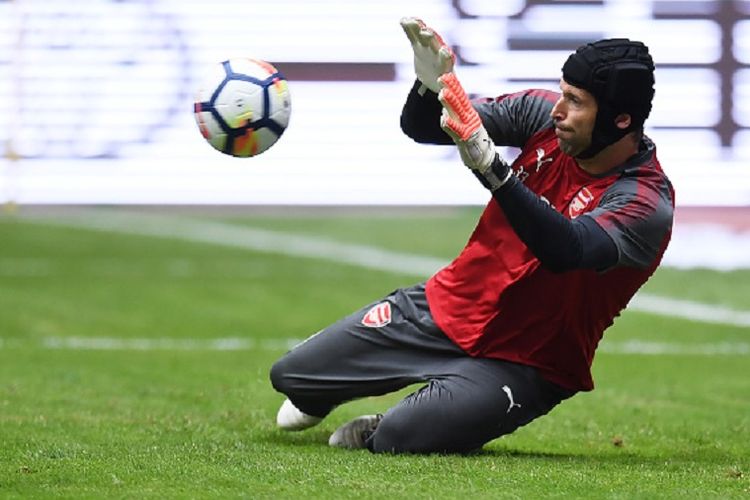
top-left (400, 80), bottom-right (453, 144)
top-left (492, 172), bottom-right (618, 272)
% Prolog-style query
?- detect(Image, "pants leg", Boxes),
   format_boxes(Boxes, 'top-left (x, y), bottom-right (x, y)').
top-left (269, 284), bottom-right (465, 417)
top-left (367, 357), bottom-right (574, 454)
top-left (270, 283), bottom-right (575, 453)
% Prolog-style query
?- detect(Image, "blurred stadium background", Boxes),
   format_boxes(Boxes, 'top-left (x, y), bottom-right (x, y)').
top-left (0, 2), bottom-right (748, 495)
top-left (1, 0), bottom-right (749, 269)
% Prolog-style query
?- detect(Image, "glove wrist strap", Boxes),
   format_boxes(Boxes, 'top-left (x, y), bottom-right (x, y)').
top-left (475, 155), bottom-right (513, 192)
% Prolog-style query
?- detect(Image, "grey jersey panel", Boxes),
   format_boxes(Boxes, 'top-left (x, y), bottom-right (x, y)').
top-left (583, 170), bottom-right (674, 269)
top-left (474, 90), bottom-right (557, 148)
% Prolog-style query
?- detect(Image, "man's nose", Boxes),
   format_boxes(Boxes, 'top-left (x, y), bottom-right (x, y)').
top-left (551, 100), bottom-right (565, 121)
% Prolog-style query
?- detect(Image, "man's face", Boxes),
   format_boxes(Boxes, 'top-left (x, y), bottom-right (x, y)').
top-left (551, 79), bottom-right (598, 157)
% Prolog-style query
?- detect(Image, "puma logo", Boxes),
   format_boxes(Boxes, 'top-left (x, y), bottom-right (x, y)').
top-left (501, 385), bottom-right (522, 414)
top-left (535, 147), bottom-right (553, 172)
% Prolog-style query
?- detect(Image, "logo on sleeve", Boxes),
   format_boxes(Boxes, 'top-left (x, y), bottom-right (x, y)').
top-left (361, 302), bottom-right (392, 328)
top-left (568, 186), bottom-right (594, 219)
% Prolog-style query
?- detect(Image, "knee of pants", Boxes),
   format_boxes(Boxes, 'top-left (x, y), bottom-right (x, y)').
top-left (269, 353), bottom-right (299, 397)
top-left (368, 412), bottom-right (479, 455)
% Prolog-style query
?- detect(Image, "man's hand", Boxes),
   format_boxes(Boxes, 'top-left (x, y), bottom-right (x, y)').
top-left (400, 17), bottom-right (455, 95)
top-left (438, 72), bottom-right (512, 191)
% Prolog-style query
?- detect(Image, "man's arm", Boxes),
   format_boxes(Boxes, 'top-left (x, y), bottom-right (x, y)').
top-left (398, 19), bottom-right (622, 272)
top-left (438, 73), bottom-right (618, 272)
top-left (400, 80), bottom-right (454, 144)
top-left (493, 174), bottom-right (618, 272)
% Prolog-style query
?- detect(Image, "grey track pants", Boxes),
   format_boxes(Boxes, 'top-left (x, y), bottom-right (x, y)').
top-left (270, 283), bottom-right (574, 454)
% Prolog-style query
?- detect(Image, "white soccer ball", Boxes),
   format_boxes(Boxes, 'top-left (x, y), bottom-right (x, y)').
top-left (193, 58), bottom-right (291, 157)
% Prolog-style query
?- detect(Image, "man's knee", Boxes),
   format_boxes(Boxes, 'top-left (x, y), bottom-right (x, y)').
top-left (269, 353), bottom-right (301, 397)
top-left (367, 411), bottom-right (483, 454)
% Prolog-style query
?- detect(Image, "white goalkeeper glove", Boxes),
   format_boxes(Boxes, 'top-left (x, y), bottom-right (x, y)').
top-left (400, 17), bottom-right (455, 96)
top-left (438, 72), bottom-right (512, 191)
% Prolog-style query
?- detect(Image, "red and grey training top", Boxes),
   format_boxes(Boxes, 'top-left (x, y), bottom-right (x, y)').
top-left (401, 82), bottom-right (675, 392)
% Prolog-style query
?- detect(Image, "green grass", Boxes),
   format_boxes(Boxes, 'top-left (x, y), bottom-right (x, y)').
top-left (0, 208), bottom-right (748, 498)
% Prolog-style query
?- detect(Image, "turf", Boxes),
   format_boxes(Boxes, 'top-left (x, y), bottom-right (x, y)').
top-left (0, 208), bottom-right (748, 498)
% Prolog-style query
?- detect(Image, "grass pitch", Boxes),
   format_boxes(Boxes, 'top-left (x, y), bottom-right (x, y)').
top-left (0, 207), bottom-right (748, 498)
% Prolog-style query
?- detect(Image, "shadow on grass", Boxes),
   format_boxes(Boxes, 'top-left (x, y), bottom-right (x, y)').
top-left (476, 447), bottom-right (633, 462)
top-left (458, 446), bottom-right (733, 468)
top-left (263, 431), bottom-right (737, 468)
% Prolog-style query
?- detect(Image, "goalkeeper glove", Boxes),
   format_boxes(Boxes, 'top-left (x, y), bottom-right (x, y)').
top-left (438, 72), bottom-right (513, 192)
top-left (400, 17), bottom-right (455, 95)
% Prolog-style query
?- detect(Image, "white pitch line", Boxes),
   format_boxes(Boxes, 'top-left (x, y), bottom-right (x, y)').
top-left (0, 336), bottom-right (737, 356)
top-left (23, 210), bottom-right (445, 277)
top-left (0, 257), bottom-right (53, 276)
top-left (20, 209), bottom-right (750, 329)
top-left (628, 294), bottom-right (750, 328)
top-left (40, 336), bottom-right (300, 351)
top-left (599, 339), bottom-right (750, 356)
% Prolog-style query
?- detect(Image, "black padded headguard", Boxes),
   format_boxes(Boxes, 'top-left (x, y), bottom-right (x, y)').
top-left (562, 38), bottom-right (655, 158)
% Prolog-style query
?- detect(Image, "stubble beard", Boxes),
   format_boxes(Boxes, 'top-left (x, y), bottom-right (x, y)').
top-left (557, 137), bottom-right (581, 157)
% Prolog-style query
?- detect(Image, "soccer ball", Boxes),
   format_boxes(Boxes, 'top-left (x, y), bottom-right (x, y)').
top-left (193, 58), bottom-right (291, 157)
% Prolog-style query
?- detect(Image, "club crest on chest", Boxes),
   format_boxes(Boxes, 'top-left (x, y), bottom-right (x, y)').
top-left (568, 186), bottom-right (595, 218)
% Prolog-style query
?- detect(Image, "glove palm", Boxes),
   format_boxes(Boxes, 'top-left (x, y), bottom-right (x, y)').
top-left (400, 17), bottom-right (455, 95)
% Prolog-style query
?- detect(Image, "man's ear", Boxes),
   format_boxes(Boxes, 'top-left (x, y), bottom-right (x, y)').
top-left (615, 113), bottom-right (632, 130)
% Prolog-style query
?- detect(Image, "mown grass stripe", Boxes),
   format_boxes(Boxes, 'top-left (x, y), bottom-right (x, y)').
top-left (21, 209), bottom-right (750, 329)
top-left (39, 336), bottom-right (299, 351)
top-left (0, 336), bottom-right (743, 356)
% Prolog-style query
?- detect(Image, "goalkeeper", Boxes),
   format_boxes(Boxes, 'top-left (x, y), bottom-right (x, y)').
top-left (269, 17), bottom-right (674, 454)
